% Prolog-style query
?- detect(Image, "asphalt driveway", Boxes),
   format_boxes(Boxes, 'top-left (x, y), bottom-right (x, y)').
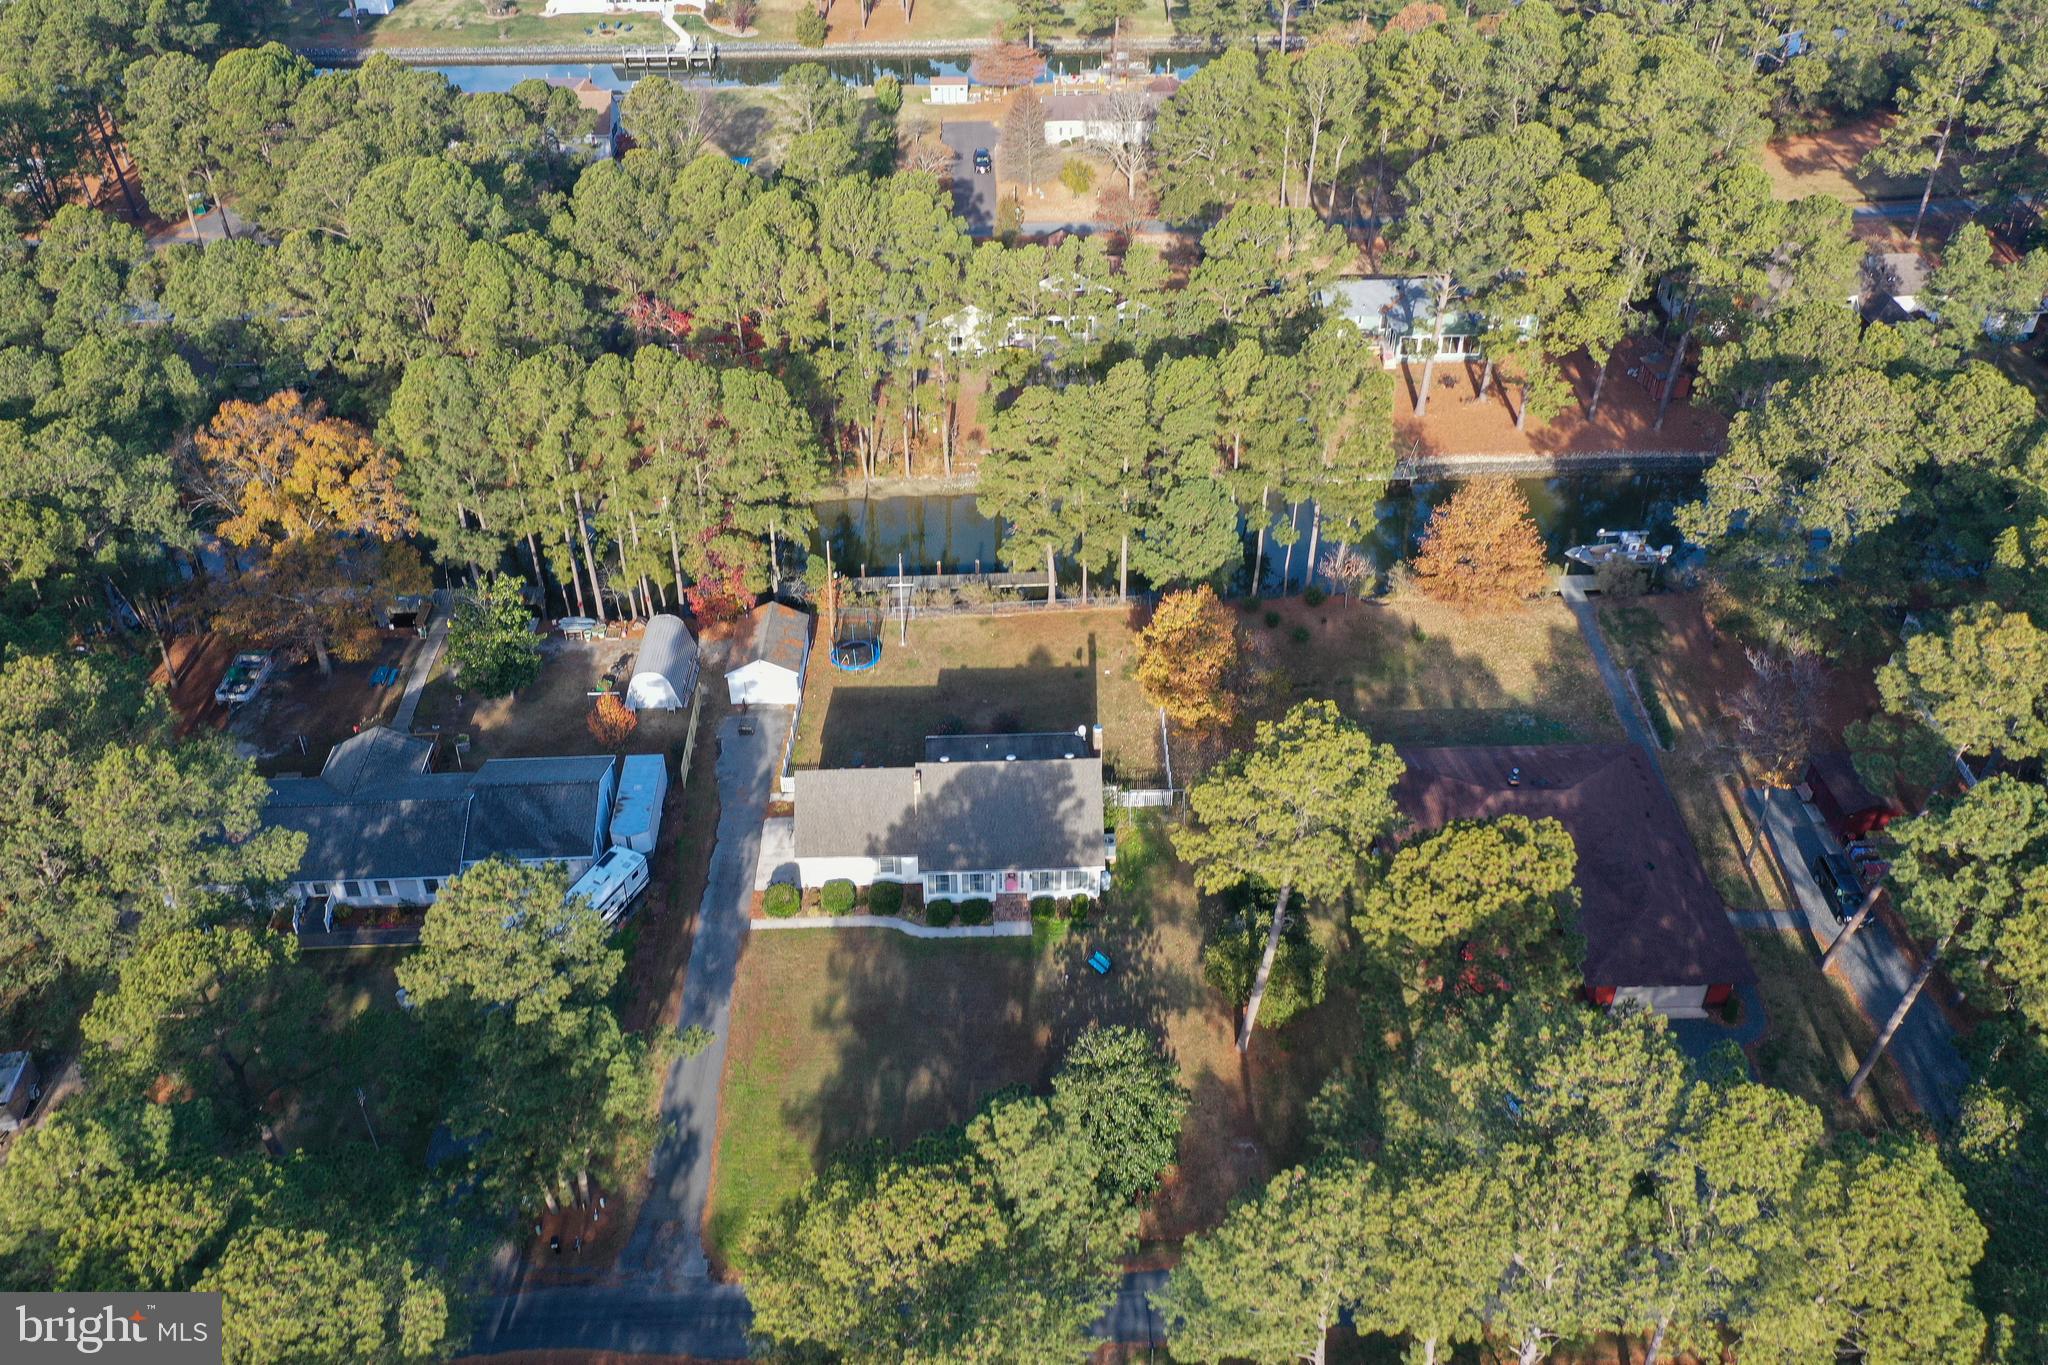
top-left (624, 707), bottom-right (790, 1281)
top-left (941, 119), bottom-right (998, 235)
top-left (1744, 787), bottom-right (1967, 1123)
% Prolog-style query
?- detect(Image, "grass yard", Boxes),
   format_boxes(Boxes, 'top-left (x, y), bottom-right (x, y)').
top-left (792, 605), bottom-right (1165, 782)
top-left (708, 811), bottom-right (1359, 1263)
top-left (272, 946), bottom-right (428, 1156)
top-left (793, 594), bottom-right (1622, 789)
top-left (1745, 930), bottom-right (1920, 1133)
top-left (1256, 592), bottom-right (1624, 746)
top-left (1761, 114), bottom-right (1954, 204)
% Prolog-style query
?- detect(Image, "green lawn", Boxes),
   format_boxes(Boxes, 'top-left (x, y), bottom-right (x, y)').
top-left (708, 811), bottom-right (1359, 1264)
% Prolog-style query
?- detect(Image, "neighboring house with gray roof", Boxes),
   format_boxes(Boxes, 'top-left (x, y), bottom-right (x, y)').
top-left (793, 745), bottom-right (1108, 901)
top-left (262, 727), bottom-right (618, 908)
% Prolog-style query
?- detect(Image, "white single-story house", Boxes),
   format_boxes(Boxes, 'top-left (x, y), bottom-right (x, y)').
top-left (626, 614), bottom-right (700, 711)
top-left (1041, 89), bottom-right (1165, 147)
top-left (793, 739), bottom-right (1108, 902)
top-left (262, 727), bottom-right (619, 908)
top-left (726, 602), bottom-right (810, 708)
top-left (929, 75), bottom-right (972, 105)
top-left (1320, 277), bottom-right (1526, 369)
top-left (940, 275), bottom-right (1126, 356)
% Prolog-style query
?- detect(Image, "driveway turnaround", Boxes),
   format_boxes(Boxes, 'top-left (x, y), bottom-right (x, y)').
top-left (1745, 786), bottom-right (1967, 1122)
top-left (941, 120), bottom-right (998, 235)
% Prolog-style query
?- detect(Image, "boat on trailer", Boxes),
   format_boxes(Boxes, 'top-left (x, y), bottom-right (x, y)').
top-left (1565, 529), bottom-right (1674, 570)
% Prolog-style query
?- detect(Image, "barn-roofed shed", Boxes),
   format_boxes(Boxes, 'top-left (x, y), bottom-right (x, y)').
top-left (626, 615), bottom-right (700, 711)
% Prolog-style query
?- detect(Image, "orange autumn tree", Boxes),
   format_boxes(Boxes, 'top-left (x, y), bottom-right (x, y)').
top-left (1136, 585), bottom-right (1243, 733)
top-left (1408, 478), bottom-right (1552, 612)
top-left (188, 391), bottom-right (425, 672)
top-left (588, 693), bottom-right (637, 749)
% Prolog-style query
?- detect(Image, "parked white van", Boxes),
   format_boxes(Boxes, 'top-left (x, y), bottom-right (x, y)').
top-left (567, 846), bottom-right (649, 926)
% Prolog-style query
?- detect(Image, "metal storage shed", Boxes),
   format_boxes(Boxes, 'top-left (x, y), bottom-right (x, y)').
top-left (625, 615), bottom-right (700, 711)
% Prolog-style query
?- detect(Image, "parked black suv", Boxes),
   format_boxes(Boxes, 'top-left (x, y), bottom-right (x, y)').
top-left (1810, 850), bottom-right (1863, 923)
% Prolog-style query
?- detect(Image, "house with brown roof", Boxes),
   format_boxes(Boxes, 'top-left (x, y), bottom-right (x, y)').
top-left (792, 739), bottom-right (1107, 903)
top-left (1393, 745), bottom-right (1753, 1019)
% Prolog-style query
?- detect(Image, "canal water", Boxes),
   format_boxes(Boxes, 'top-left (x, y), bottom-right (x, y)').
top-left (809, 469), bottom-right (1705, 590)
top-left (428, 51), bottom-right (1205, 92)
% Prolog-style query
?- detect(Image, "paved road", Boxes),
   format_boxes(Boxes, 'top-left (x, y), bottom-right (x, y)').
top-left (468, 1282), bottom-right (753, 1359)
top-left (1744, 788), bottom-right (1967, 1122)
top-left (941, 120), bottom-right (998, 235)
top-left (1100, 1269), bottom-right (1169, 1346)
top-left (146, 203), bottom-right (260, 251)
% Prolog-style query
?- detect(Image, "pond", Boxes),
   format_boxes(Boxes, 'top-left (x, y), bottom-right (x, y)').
top-left (808, 469), bottom-right (1706, 592)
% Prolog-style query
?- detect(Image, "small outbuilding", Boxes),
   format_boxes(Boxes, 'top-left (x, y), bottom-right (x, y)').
top-left (725, 602), bottom-right (810, 708)
top-left (625, 614), bottom-right (700, 712)
top-left (1803, 752), bottom-right (1900, 842)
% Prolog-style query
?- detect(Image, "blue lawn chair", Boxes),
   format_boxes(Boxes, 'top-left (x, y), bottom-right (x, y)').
top-left (1087, 951), bottom-right (1112, 975)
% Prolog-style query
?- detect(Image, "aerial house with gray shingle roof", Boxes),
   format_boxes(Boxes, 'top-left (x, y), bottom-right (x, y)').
top-left (792, 736), bottom-right (1109, 902)
top-left (262, 726), bottom-right (619, 908)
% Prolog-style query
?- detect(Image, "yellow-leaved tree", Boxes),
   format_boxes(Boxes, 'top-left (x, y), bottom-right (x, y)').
top-left (187, 391), bottom-right (424, 672)
top-left (1135, 585), bottom-right (1243, 734)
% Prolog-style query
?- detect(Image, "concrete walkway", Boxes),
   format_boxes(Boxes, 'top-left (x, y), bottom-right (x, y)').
top-left (390, 591), bottom-right (451, 732)
top-left (753, 914), bottom-right (1032, 938)
top-left (1744, 787), bottom-right (1967, 1122)
top-left (1556, 578), bottom-right (1664, 762)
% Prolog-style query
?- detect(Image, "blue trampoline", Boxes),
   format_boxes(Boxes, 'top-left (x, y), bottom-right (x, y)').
top-left (830, 606), bottom-right (883, 672)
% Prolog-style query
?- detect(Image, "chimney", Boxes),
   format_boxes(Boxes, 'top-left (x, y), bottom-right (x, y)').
top-left (1091, 724), bottom-right (1103, 755)
top-left (913, 767), bottom-right (922, 808)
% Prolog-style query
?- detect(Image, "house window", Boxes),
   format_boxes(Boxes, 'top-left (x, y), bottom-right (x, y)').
top-left (423, 879), bottom-right (441, 896)
top-left (1066, 869), bottom-right (1094, 891)
top-left (342, 881), bottom-right (363, 899)
top-left (374, 880), bottom-right (394, 897)
top-left (963, 872), bottom-right (992, 895)
top-left (1026, 870), bottom-right (1056, 893)
top-left (876, 857), bottom-right (902, 878)
top-left (928, 873), bottom-right (957, 895)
